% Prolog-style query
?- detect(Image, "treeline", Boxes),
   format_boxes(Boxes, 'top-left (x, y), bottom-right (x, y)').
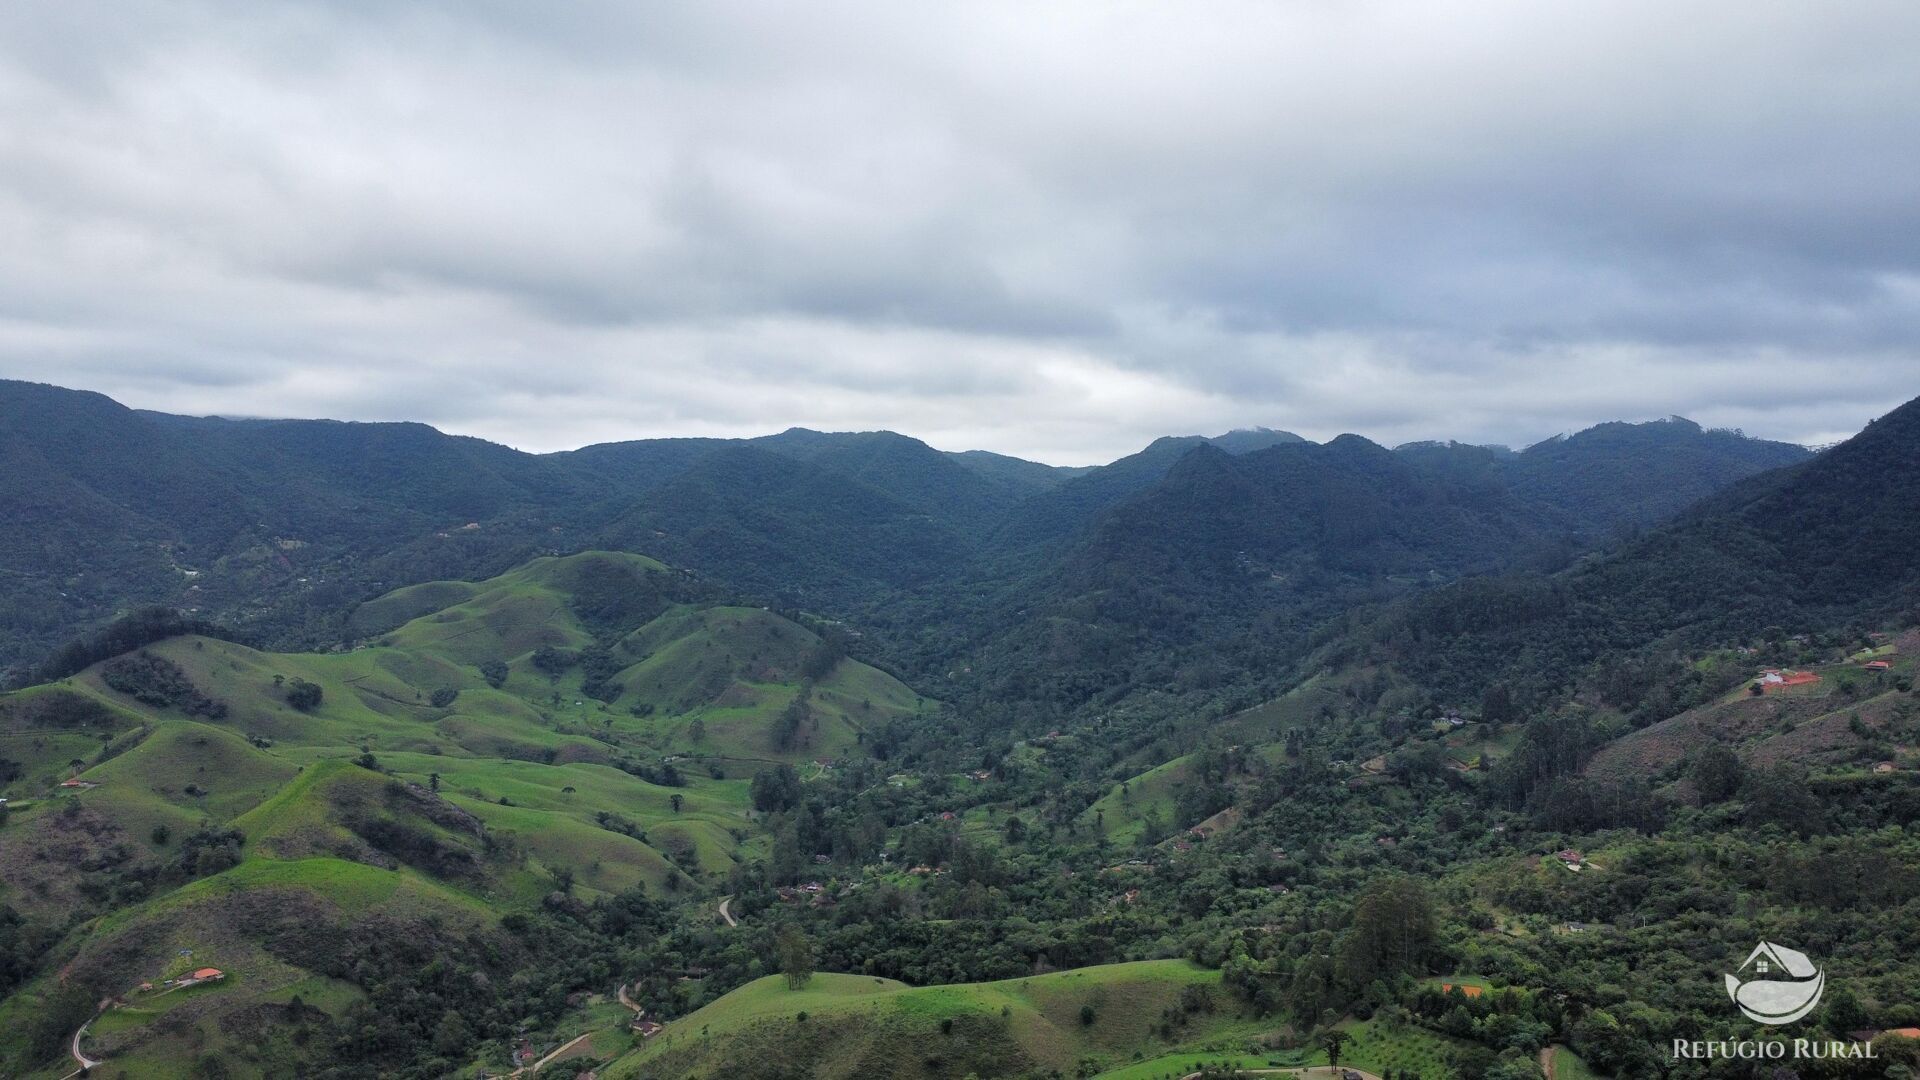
top-left (22, 606), bottom-right (236, 688)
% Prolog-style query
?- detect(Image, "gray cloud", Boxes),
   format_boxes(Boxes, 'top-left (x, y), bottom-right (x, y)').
top-left (1, 0), bottom-right (1917, 463)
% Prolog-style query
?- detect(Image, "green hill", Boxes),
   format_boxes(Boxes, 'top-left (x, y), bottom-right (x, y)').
top-left (0, 551), bottom-right (939, 1077)
top-left (0, 854), bottom-right (501, 1079)
top-left (602, 960), bottom-right (1260, 1080)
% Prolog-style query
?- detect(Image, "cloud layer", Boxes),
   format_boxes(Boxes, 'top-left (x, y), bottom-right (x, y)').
top-left (3, 1), bottom-right (1917, 462)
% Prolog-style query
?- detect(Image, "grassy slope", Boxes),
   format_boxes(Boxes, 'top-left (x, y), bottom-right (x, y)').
top-left (603, 960), bottom-right (1261, 1080)
top-left (0, 551), bottom-right (946, 1076)
top-left (1584, 652), bottom-right (1917, 784)
top-left (1084, 755), bottom-right (1193, 844)
top-left (1, 855), bottom-right (491, 1078)
top-left (1093, 1016), bottom-right (1474, 1080)
top-left (603, 604), bottom-right (927, 770)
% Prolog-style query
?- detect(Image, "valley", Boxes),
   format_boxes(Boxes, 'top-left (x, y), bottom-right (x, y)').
top-left (0, 383), bottom-right (1917, 1078)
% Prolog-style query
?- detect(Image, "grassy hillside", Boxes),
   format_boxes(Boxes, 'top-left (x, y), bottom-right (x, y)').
top-left (0, 854), bottom-right (499, 1079)
top-left (0, 551), bottom-right (944, 1077)
top-left (602, 960), bottom-right (1263, 1080)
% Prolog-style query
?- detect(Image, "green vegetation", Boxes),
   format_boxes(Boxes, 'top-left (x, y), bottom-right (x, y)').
top-left (603, 961), bottom-right (1251, 1079)
top-left (4, 382), bottom-right (1920, 1079)
top-left (0, 552), bottom-right (932, 1077)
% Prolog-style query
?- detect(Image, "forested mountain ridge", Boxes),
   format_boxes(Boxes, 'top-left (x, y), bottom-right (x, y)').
top-left (1324, 392), bottom-right (1920, 713)
top-left (880, 420), bottom-right (1818, 736)
top-left (0, 382), bottom-right (1065, 677)
top-left (0, 377), bottom-right (1810, 703)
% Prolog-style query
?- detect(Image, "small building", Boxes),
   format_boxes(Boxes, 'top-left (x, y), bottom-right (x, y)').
top-left (1554, 848), bottom-right (1583, 866)
top-left (190, 968), bottom-right (225, 982)
top-left (634, 1020), bottom-right (665, 1038)
top-left (1875, 762), bottom-right (1898, 774)
top-left (1865, 660), bottom-right (1892, 671)
top-left (1756, 669), bottom-right (1821, 692)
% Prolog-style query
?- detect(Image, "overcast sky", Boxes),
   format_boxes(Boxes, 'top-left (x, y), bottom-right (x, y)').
top-left (2, 2), bottom-right (1917, 464)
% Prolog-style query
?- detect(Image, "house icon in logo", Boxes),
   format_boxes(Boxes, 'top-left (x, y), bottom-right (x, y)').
top-left (1726, 942), bottom-right (1824, 1025)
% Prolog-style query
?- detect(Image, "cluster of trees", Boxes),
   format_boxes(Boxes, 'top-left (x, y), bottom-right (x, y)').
top-left (100, 650), bottom-right (228, 718)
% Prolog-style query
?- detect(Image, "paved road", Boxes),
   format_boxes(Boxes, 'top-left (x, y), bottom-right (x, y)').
top-left (60, 1015), bottom-right (102, 1079)
top-left (718, 896), bottom-right (737, 927)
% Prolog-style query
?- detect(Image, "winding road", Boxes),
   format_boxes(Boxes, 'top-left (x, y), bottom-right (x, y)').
top-left (60, 1015), bottom-right (101, 1079)
top-left (717, 896), bottom-right (737, 927)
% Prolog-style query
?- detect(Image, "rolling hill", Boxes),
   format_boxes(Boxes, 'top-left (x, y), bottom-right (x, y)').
top-left (600, 960), bottom-right (1255, 1080)
top-left (0, 551), bottom-right (935, 1077)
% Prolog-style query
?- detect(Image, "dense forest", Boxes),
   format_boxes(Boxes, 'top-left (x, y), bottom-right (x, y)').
top-left (2, 379), bottom-right (1916, 1079)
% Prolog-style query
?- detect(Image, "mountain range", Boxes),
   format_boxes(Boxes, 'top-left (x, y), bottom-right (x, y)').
top-left (0, 379), bottom-right (1809, 686)
top-left (5, 378), bottom-right (1920, 1079)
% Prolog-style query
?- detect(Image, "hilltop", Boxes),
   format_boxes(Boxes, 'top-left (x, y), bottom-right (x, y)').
top-left (0, 551), bottom-right (930, 1077)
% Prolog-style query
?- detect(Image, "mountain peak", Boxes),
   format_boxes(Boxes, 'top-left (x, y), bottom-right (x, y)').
top-left (1204, 426), bottom-right (1309, 454)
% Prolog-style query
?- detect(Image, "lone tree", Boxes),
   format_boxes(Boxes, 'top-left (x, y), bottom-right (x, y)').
top-left (1320, 1029), bottom-right (1351, 1074)
top-left (776, 924), bottom-right (814, 990)
top-left (670, 793), bottom-right (684, 813)
top-left (286, 678), bottom-right (323, 712)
